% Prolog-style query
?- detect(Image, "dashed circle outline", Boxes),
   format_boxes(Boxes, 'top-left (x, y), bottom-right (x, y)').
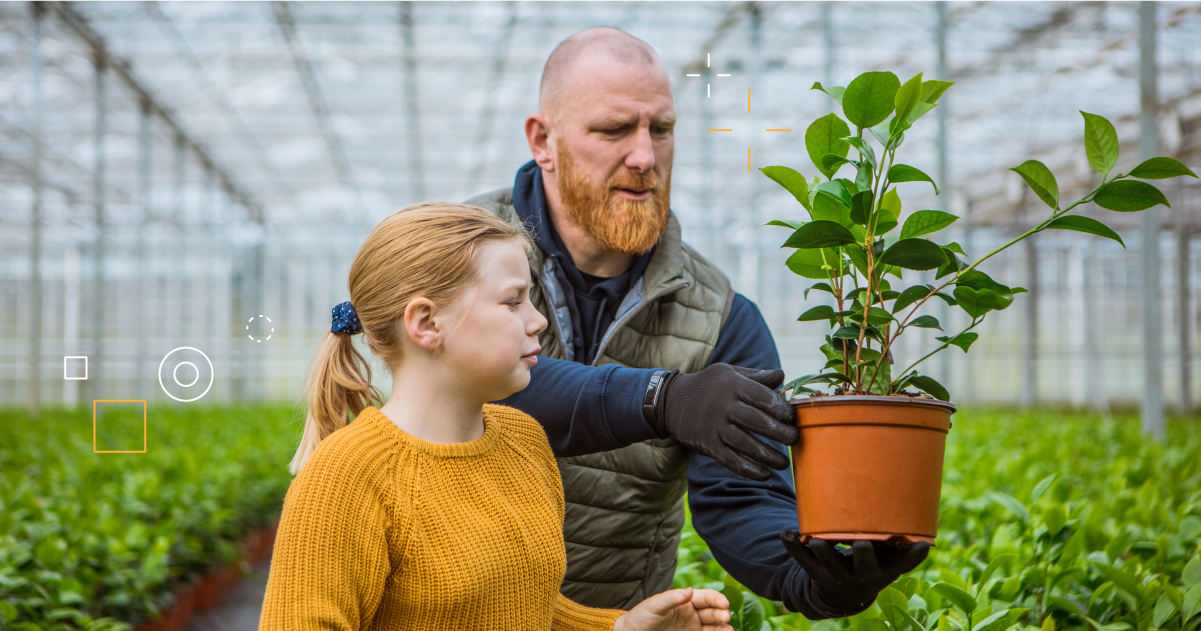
top-left (246, 315), bottom-right (274, 343)
top-left (158, 347), bottom-right (214, 403)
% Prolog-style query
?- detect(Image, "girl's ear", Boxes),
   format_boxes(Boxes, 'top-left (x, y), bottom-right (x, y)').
top-left (403, 298), bottom-right (441, 352)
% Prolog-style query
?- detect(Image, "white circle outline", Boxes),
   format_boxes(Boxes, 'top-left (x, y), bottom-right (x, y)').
top-left (173, 361), bottom-right (199, 388)
top-left (158, 347), bottom-right (214, 403)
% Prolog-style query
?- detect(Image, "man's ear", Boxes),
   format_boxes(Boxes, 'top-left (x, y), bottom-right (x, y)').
top-left (525, 113), bottom-right (555, 172)
top-left (403, 298), bottom-right (441, 352)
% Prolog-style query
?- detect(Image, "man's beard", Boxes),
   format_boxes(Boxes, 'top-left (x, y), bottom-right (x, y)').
top-left (555, 141), bottom-right (671, 255)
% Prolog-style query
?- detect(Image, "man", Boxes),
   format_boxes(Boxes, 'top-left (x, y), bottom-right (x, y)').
top-left (466, 27), bottom-right (928, 618)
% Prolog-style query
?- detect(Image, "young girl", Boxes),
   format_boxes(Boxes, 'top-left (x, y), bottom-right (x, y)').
top-left (260, 202), bottom-right (732, 631)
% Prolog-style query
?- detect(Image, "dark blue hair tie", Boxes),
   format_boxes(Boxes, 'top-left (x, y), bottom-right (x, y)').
top-left (331, 301), bottom-right (363, 335)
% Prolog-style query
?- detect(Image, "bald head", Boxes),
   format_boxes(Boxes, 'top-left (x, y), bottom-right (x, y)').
top-left (539, 27), bottom-right (668, 119)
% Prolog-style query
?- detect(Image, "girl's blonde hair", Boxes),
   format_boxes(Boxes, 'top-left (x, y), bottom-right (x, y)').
top-left (290, 202), bottom-right (527, 474)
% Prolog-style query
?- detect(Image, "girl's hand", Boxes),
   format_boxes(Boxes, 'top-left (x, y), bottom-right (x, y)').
top-left (613, 587), bottom-right (733, 631)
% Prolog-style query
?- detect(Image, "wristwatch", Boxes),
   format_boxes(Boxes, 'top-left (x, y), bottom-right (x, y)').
top-left (642, 369), bottom-right (672, 429)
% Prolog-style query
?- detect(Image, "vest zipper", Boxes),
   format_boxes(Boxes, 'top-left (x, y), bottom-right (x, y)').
top-left (591, 281), bottom-right (690, 367)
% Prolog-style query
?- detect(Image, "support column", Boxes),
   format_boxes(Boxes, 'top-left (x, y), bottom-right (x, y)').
top-left (935, 1), bottom-right (952, 387)
top-left (400, 2), bottom-right (425, 201)
top-left (1176, 178), bottom-right (1191, 413)
top-left (90, 53), bottom-right (107, 403)
top-left (63, 246), bottom-right (81, 407)
top-left (137, 100), bottom-right (152, 400)
top-left (1139, 1), bottom-right (1164, 438)
top-left (28, 2), bottom-right (44, 417)
top-left (1022, 235), bottom-right (1039, 408)
top-left (743, 3), bottom-right (763, 304)
top-left (174, 134), bottom-right (187, 342)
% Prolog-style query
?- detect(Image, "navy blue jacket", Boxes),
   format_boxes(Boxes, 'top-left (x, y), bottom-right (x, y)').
top-left (495, 161), bottom-right (841, 619)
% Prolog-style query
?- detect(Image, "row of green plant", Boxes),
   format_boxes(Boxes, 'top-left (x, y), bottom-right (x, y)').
top-left (0, 405), bottom-right (299, 631)
top-left (675, 410), bottom-right (1201, 631)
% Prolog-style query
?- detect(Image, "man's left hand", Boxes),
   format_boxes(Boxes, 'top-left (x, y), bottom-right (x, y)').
top-left (780, 532), bottom-right (930, 616)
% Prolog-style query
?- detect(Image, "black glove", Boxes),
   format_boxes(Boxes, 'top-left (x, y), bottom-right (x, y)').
top-left (781, 533), bottom-right (930, 616)
top-left (649, 363), bottom-right (799, 481)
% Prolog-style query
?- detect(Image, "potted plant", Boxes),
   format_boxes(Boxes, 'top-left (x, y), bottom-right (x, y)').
top-left (760, 70), bottom-right (1197, 545)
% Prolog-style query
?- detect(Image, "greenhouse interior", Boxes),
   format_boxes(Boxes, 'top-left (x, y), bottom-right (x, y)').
top-left (0, 2), bottom-right (1199, 631)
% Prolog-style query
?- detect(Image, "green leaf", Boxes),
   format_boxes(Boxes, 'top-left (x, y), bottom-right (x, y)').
top-left (953, 286), bottom-right (998, 318)
top-left (988, 491), bottom-right (1031, 523)
top-left (893, 73), bottom-right (924, 134)
top-left (1178, 516), bottom-right (1201, 539)
top-left (880, 187), bottom-right (902, 215)
top-left (811, 81), bottom-right (845, 105)
top-left (974, 610), bottom-right (1012, 631)
top-left (893, 285), bottom-right (931, 313)
top-left (842, 71), bottom-right (901, 129)
top-left (766, 219), bottom-right (804, 229)
top-left (1010, 160), bottom-right (1060, 209)
top-left (901, 210), bottom-right (959, 239)
top-left (761, 166), bottom-right (813, 210)
top-left (1080, 111), bottom-right (1119, 176)
top-left (1154, 594), bottom-right (1178, 628)
top-left (798, 305), bottom-right (840, 322)
top-left (1043, 504), bottom-right (1068, 537)
top-left (784, 221), bottom-right (857, 249)
top-left (850, 191), bottom-right (875, 226)
top-left (1044, 215), bottom-right (1125, 248)
top-left (1128, 156), bottom-right (1199, 180)
top-left (1031, 474), bottom-right (1058, 505)
top-left (806, 114), bottom-right (853, 180)
top-left (844, 136), bottom-right (878, 170)
top-left (810, 190), bottom-right (851, 224)
top-left (937, 332), bottom-right (979, 353)
top-left (787, 248), bottom-right (838, 280)
top-left (932, 583), bottom-right (978, 615)
top-left (904, 102), bottom-right (936, 127)
top-left (910, 315), bottom-right (942, 330)
top-left (741, 592), bottom-right (765, 631)
top-left (833, 325), bottom-right (862, 339)
top-left (888, 164), bottom-right (940, 194)
top-left (815, 180), bottom-right (853, 208)
top-left (978, 553), bottom-right (1016, 597)
top-left (921, 80), bottom-right (954, 104)
top-left (1183, 583), bottom-right (1201, 621)
top-left (875, 209), bottom-right (899, 235)
top-left (1093, 180), bottom-right (1171, 212)
top-left (805, 282), bottom-right (837, 299)
top-left (821, 154), bottom-right (856, 176)
top-left (1093, 562), bottom-right (1141, 596)
top-left (880, 239), bottom-right (949, 271)
top-left (1184, 556), bottom-right (1201, 588)
top-left (907, 375), bottom-right (949, 401)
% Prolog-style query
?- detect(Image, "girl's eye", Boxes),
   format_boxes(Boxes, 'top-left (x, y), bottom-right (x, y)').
top-left (508, 299), bottom-right (522, 308)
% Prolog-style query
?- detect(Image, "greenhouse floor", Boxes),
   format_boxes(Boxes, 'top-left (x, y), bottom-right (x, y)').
top-left (182, 553), bottom-right (272, 631)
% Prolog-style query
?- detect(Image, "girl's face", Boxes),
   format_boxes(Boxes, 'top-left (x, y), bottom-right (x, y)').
top-left (438, 239), bottom-right (548, 402)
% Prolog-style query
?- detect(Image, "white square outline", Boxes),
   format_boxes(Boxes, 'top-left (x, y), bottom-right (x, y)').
top-left (64, 356), bottom-right (88, 380)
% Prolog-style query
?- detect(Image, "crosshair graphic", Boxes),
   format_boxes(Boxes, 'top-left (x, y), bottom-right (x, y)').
top-left (685, 53), bottom-right (732, 98)
top-left (706, 88), bottom-right (793, 172)
top-left (246, 314), bottom-right (274, 343)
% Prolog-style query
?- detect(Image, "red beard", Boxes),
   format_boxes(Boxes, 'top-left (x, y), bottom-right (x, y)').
top-left (555, 141), bottom-right (671, 254)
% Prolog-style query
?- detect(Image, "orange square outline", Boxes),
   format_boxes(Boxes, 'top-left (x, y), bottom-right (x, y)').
top-left (93, 399), bottom-right (147, 453)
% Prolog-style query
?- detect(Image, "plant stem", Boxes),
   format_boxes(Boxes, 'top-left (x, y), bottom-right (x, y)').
top-left (895, 317), bottom-right (983, 379)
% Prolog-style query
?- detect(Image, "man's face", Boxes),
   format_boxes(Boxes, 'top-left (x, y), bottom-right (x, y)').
top-left (549, 56), bottom-right (676, 254)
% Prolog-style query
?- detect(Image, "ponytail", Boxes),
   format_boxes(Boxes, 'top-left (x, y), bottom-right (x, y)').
top-left (290, 331), bottom-right (384, 475)
top-left (288, 202), bottom-right (525, 474)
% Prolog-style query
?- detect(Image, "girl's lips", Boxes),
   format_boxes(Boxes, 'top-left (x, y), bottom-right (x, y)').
top-left (522, 348), bottom-right (541, 363)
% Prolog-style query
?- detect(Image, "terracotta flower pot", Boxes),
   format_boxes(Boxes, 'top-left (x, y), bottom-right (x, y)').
top-left (790, 395), bottom-right (955, 545)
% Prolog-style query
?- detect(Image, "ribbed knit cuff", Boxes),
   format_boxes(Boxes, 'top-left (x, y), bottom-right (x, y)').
top-left (552, 593), bottom-right (626, 631)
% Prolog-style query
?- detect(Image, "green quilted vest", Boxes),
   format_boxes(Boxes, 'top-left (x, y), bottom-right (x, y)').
top-left (464, 187), bottom-right (734, 609)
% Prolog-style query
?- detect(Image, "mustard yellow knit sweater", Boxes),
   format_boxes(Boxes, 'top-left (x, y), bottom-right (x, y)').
top-left (260, 404), bottom-right (626, 631)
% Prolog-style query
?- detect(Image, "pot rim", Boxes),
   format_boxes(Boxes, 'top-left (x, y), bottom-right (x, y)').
top-left (789, 394), bottom-right (957, 414)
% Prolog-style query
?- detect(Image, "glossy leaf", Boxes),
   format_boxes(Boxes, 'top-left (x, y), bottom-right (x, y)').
top-left (1128, 156), bottom-right (1198, 180)
top-left (1044, 215), bottom-right (1125, 247)
top-left (797, 305), bottom-right (839, 322)
top-left (760, 166), bottom-right (812, 210)
top-left (893, 285), bottom-right (931, 313)
top-left (901, 210), bottom-right (959, 239)
top-left (1093, 180), bottom-right (1171, 212)
top-left (893, 73), bottom-right (924, 134)
top-left (909, 315), bottom-right (942, 330)
top-left (888, 164), bottom-right (940, 194)
top-left (850, 191), bottom-right (875, 226)
top-left (953, 286), bottom-right (997, 318)
top-left (921, 79), bottom-right (954, 104)
top-left (880, 239), bottom-right (949, 271)
top-left (932, 582), bottom-right (978, 614)
top-left (937, 331), bottom-right (979, 352)
top-left (1010, 160), bottom-right (1060, 209)
top-left (907, 375), bottom-right (949, 401)
top-left (806, 114), bottom-right (852, 180)
top-left (1081, 111), bottom-right (1119, 176)
top-left (786, 248), bottom-right (837, 280)
top-left (842, 71), bottom-right (901, 129)
top-left (810, 81), bottom-right (845, 105)
top-left (784, 221), bottom-right (857, 249)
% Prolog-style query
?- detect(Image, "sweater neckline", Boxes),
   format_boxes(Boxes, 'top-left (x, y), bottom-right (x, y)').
top-left (361, 406), bottom-right (500, 458)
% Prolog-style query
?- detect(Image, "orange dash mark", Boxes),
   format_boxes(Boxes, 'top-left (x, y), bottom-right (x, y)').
top-left (747, 147), bottom-right (751, 172)
top-left (707, 129), bottom-right (733, 132)
top-left (747, 89), bottom-right (751, 113)
top-left (766, 129), bottom-right (792, 132)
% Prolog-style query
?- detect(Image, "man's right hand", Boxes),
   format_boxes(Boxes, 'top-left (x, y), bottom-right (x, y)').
top-left (650, 363), bottom-right (799, 481)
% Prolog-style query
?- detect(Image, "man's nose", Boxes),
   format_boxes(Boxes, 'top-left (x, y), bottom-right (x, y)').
top-left (624, 126), bottom-right (656, 173)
